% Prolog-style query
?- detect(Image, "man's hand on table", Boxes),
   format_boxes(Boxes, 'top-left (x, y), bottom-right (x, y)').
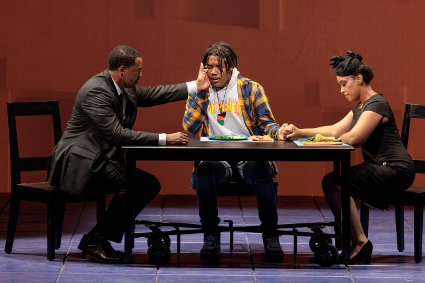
top-left (166, 132), bottom-right (189, 145)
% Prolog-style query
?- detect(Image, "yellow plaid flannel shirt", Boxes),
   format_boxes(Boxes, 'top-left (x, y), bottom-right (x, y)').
top-left (183, 74), bottom-right (280, 188)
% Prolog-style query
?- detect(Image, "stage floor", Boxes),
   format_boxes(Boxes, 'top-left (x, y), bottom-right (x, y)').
top-left (0, 193), bottom-right (424, 282)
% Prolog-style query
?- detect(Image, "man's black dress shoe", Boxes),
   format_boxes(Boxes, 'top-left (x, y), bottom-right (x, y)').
top-left (78, 234), bottom-right (124, 264)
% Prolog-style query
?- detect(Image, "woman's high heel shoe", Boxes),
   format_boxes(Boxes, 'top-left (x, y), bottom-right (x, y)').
top-left (350, 240), bottom-right (373, 264)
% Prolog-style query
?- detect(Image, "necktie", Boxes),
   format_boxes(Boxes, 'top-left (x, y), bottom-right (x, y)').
top-left (122, 92), bottom-right (128, 119)
top-left (122, 91), bottom-right (131, 127)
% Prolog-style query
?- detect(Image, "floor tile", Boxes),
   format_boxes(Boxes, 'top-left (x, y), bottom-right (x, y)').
top-left (57, 273), bottom-right (156, 283)
top-left (1, 273), bottom-right (59, 282)
top-left (157, 274), bottom-right (255, 282)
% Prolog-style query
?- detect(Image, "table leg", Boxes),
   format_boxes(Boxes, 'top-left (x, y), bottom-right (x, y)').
top-left (125, 155), bottom-right (136, 264)
top-left (333, 161), bottom-right (342, 251)
top-left (340, 154), bottom-right (351, 265)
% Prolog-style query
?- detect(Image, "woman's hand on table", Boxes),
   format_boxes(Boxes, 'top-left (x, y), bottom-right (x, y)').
top-left (166, 132), bottom-right (189, 145)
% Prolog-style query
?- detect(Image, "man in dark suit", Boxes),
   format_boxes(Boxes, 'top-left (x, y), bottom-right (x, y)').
top-left (48, 45), bottom-right (194, 263)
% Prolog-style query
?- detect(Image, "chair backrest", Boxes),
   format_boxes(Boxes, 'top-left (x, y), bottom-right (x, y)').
top-left (7, 101), bottom-right (62, 185)
top-left (401, 103), bottom-right (425, 175)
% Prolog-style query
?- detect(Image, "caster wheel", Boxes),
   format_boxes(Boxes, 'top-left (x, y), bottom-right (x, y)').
top-left (147, 234), bottom-right (171, 247)
top-left (309, 235), bottom-right (332, 253)
top-left (147, 241), bottom-right (171, 265)
top-left (314, 243), bottom-right (339, 267)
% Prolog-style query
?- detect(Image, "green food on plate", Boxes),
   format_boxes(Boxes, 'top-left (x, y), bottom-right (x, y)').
top-left (209, 135), bottom-right (248, 140)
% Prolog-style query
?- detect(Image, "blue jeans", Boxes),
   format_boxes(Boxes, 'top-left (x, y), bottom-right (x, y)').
top-left (194, 161), bottom-right (278, 236)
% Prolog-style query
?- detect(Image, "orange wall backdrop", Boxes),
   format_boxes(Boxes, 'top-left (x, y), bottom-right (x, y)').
top-left (1, 0), bottom-right (425, 195)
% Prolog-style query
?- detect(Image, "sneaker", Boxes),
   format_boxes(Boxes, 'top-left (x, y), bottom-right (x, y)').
top-left (200, 235), bottom-right (220, 257)
top-left (263, 236), bottom-right (283, 259)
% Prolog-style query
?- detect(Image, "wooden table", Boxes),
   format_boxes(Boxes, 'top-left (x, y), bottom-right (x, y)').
top-left (123, 137), bottom-right (354, 265)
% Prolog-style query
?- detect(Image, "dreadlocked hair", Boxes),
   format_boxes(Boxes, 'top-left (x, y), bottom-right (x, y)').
top-left (329, 50), bottom-right (374, 84)
top-left (108, 45), bottom-right (141, 71)
top-left (202, 41), bottom-right (237, 73)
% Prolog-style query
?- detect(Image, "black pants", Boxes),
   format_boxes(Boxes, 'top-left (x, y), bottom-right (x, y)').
top-left (90, 160), bottom-right (160, 243)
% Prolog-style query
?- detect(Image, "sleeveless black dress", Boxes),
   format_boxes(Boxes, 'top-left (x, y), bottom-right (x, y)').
top-left (346, 94), bottom-right (415, 210)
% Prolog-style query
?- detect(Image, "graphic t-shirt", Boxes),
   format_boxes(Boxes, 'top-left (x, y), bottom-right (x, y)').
top-left (207, 68), bottom-right (251, 137)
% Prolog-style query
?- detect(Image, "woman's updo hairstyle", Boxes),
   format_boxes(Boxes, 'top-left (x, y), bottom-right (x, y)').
top-left (329, 50), bottom-right (374, 84)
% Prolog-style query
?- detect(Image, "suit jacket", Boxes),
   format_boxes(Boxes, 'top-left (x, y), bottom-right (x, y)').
top-left (48, 70), bottom-right (188, 196)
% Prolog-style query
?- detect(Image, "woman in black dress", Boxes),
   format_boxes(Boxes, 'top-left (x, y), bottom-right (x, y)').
top-left (280, 51), bottom-right (415, 264)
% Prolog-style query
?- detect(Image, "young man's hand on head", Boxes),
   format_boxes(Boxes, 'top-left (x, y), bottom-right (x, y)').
top-left (196, 63), bottom-right (211, 91)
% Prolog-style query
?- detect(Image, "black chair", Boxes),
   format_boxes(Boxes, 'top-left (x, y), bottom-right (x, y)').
top-left (5, 101), bottom-right (107, 261)
top-left (360, 103), bottom-right (425, 263)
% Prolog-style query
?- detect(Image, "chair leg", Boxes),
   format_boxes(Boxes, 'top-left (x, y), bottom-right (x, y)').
top-left (5, 198), bottom-right (20, 254)
top-left (334, 223), bottom-right (342, 250)
top-left (414, 205), bottom-right (423, 263)
top-left (47, 200), bottom-right (56, 261)
top-left (395, 205), bottom-right (405, 252)
top-left (55, 203), bottom-right (66, 250)
top-left (360, 202), bottom-right (369, 238)
top-left (96, 195), bottom-right (106, 224)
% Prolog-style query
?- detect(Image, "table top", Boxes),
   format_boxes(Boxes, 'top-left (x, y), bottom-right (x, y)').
top-left (122, 137), bottom-right (354, 162)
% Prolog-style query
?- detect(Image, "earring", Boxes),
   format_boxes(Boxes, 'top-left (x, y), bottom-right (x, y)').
top-left (358, 81), bottom-right (363, 86)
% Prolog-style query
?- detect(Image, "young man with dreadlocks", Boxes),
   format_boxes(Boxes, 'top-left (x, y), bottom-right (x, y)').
top-left (183, 42), bottom-right (285, 259)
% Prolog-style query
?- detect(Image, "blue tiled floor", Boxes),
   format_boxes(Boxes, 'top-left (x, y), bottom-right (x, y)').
top-left (1, 193), bottom-right (425, 282)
